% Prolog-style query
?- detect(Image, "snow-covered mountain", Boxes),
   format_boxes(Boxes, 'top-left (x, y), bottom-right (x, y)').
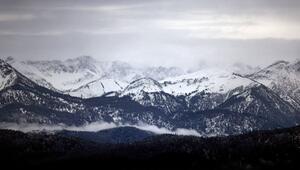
top-left (119, 71), bottom-right (257, 113)
top-left (160, 68), bottom-right (255, 96)
top-left (0, 59), bottom-right (18, 91)
top-left (1, 58), bottom-right (300, 136)
top-left (157, 68), bottom-right (257, 112)
top-left (218, 84), bottom-right (300, 128)
top-left (121, 78), bottom-right (187, 113)
top-left (0, 59), bottom-right (37, 91)
top-left (122, 78), bottom-right (163, 95)
top-left (2, 56), bottom-right (260, 99)
top-left (0, 59), bottom-right (91, 125)
top-left (0, 59), bottom-right (168, 127)
top-left (246, 60), bottom-right (300, 109)
top-left (66, 78), bottom-right (127, 98)
top-left (3, 56), bottom-right (185, 98)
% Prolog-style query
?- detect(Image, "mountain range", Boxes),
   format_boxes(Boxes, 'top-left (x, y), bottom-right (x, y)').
top-left (0, 56), bottom-right (300, 136)
top-left (3, 56), bottom-right (185, 98)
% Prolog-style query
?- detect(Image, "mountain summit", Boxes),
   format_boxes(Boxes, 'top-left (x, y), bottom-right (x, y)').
top-left (123, 77), bottom-right (163, 95)
top-left (0, 59), bottom-right (18, 91)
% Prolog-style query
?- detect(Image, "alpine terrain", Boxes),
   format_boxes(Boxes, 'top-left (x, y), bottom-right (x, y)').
top-left (0, 57), bottom-right (300, 137)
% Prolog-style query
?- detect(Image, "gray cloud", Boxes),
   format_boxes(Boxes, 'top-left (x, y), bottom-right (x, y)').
top-left (0, 0), bottom-right (299, 68)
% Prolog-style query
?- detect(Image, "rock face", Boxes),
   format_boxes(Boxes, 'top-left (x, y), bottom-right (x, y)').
top-left (0, 59), bottom-right (300, 136)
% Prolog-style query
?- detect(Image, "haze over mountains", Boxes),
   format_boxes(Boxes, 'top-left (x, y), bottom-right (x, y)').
top-left (1, 0), bottom-right (300, 168)
top-left (0, 56), bottom-right (300, 137)
top-left (2, 56), bottom-right (261, 98)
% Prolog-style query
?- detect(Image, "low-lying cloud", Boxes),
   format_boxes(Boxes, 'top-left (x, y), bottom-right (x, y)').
top-left (0, 121), bottom-right (201, 137)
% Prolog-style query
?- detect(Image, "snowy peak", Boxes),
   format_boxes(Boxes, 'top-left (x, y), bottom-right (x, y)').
top-left (8, 56), bottom-right (110, 92)
top-left (269, 60), bottom-right (289, 67)
top-left (161, 68), bottom-right (255, 96)
top-left (67, 78), bottom-right (127, 98)
top-left (5, 56), bottom-right (186, 98)
top-left (122, 77), bottom-right (163, 95)
top-left (248, 60), bottom-right (300, 80)
top-left (121, 77), bottom-right (187, 113)
top-left (248, 60), bottom-right (290, 78)
top-left (219, 84), bottom-right (298, 118)
top-left (24, 56), bottom-right (99, 74)
top-left (0, 59), bottom-right (41, 92)
top-left (0, 59), bottom-right (16, 76)
top-left (2, 56), bottom-right (15, 64)
top-left (245, 60), bottom-right (300, 109)
top-left (0, 59), bottom-right (18, 91)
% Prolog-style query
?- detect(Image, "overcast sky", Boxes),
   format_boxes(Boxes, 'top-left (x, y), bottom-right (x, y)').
top-left (0, 0), bottom-right (299, 68)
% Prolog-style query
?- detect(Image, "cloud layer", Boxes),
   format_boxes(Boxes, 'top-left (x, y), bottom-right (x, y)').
top-left (0, 0), bottom-right (299, 68)
top-left (0, 121), bottom-right (202, 137)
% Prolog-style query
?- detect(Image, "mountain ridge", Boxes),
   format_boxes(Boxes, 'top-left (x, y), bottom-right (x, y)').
top-left (3, 56), bottom-right (186, 98)
top-left (0, 58), bottom-right (300, 136)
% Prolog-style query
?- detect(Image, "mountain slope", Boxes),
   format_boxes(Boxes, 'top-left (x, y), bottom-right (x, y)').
top-left (246, 60), bottom-right (300, 109)
top-left (0, 59), bottom-right (18, 91)
top-left (0, 60), bottom-right (176, 129)
top-left (0, 59), bottom-right (95, 125)
top-left (218, 84), bottom-right (299, 129)
top-left (66, 78), bottom-right (127, 98)
top-left (160, 69), bottom-right (257, 112)
top-left (121, 78), bottom-right (188, 113)
top-left (161, 68), bottom-right (254, 96)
